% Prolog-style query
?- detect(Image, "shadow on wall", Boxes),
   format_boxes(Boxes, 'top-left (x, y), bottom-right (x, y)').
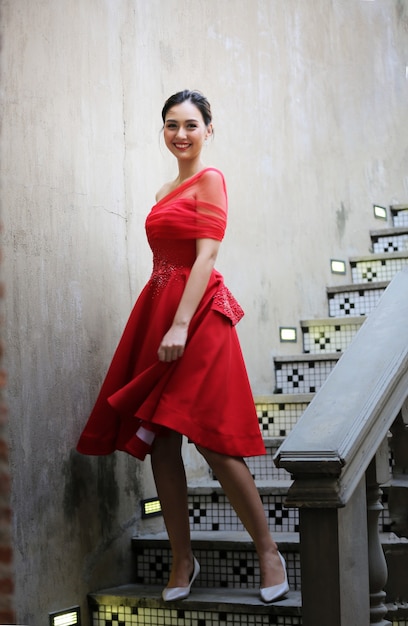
top-left (62, 450), bottom-right (138, 586)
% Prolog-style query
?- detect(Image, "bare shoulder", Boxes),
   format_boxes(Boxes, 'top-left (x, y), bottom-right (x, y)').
top-left (155, 180), bottom-right (174, 202)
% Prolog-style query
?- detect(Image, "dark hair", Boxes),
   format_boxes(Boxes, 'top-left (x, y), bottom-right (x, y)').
top-left (161, 90), bottom-right (212, 126)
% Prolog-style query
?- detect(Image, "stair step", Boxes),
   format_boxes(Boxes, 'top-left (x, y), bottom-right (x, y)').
top-left (370, 226), bottom-right (408, 253)
top-left (174, 478), bottom-right (393, 537)
top-left (349, 251), bottom-right (408, 284)
top-left (131, 531), bottom-right (404, 593)
top-left (88, 586), bottom-right (303, 625)
top-left (300, 316), bottom-right (365, 354)
top-left (273, 353), bottom-right (340, 394)
top-left (245, 438), bottom-right (291, 480)
top-left (391, 204), bottom-right (408, 227)
top-left (186, 480), bottom-right (298, 534)
top-left (132, 531), bottom-right (300, 590)
top-left (327, 281), bottom-right (388, 317)
top-left (255, 394), bottom-right (313, 438)
top-left (87, 578), bottom-right (408, 625)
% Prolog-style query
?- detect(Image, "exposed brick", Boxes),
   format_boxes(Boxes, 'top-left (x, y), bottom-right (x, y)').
top-left (0, 546), bottom-right (13, 564)
top-left (0, 610), bottom-right (15, 624)
top-left (0, 577), bottom-right (14, 594)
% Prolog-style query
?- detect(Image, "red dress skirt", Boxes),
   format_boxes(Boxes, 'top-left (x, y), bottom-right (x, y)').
top-left (76, 168), bottom-right (265, 460)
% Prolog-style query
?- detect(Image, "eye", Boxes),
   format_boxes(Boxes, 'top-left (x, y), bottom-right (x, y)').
top-left (187, 123), bottom-right (198, 129)
top-left (165, 122), bottom-right (177, 129)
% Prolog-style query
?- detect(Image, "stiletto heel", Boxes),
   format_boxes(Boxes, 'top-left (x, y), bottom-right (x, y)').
top-left (259, 552), bottom-right (289, 603)
top-left (162, 557), bottom-right (200, 601)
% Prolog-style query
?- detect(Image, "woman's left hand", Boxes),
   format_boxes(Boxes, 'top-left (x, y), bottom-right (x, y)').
top-left (158, 324), bottom-right (188, 362)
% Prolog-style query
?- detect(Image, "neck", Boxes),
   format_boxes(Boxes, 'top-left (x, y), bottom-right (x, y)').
top-left (176, 159), bottom-right (204, 184)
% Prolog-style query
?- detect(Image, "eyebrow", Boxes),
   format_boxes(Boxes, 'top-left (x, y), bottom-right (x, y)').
top-left (165, 118), bottom-right (200, 123)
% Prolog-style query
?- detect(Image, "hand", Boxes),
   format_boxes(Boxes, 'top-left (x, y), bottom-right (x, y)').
top-left (158, 324), bottom-right (188, 362)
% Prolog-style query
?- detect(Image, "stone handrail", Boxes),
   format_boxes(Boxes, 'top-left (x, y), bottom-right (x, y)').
top-left (275, 266), bottom-right (408, 626)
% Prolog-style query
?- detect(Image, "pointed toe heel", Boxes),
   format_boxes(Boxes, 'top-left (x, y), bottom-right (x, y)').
top-left (162, 557), bottom-right (200, 602)
top-left (260, 552), bottom-right (289, 603)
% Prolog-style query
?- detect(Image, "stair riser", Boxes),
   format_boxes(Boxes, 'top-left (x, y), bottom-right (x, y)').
top-left (328, 286), bottom-right (385, 317)
top-left (274, 359), bottom-right (338, 394)
top-left (244, 452), bottom-right (291, 480)
top-left (351, 257), bottom-right (408, 284)
top-left (256, 400), bottom-right (309, 438)
top-left (187, 492), bottom-right (298, 534)
top-left (181, 491), bottom-right (393, 535)
top-left (132, 546), bottom-right (301, 590)
top-left (372, 234), bottom-right (408, 254)
top-left (88, 601), bottom-right (303, 626)
top-left (392, 209), bottom-right (408, 227)
top-left (302, 322), bottom-right (363, 355)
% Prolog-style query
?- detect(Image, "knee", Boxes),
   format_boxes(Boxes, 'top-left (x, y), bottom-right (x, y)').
top-left (195, 444), bottom-right (241, 471)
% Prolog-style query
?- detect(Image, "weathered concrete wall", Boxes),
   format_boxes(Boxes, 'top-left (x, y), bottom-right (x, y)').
top-left (1, 0), bottom-right (407, 624)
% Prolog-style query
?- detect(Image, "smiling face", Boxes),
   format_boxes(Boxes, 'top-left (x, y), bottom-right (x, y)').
top-left (163, 99), bottom-right (212, 164)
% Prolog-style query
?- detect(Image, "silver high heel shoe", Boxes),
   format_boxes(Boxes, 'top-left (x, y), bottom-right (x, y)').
top-left (260, 552), bottom-right (289, 603)
top-left (162, 557), bottom-right (200, 602)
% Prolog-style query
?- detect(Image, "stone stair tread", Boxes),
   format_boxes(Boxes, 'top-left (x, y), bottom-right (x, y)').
top-left (255, 392), bottom-right (314, 403)
top-left (187, 479), bottom-right (293, 493)
top-left (132, 529), bottom-right (299, 549)
top-left (132, 530), bottom-right (403, 549)
top-left (327, 280), bottom-right (389, 294)
top-left (273, 352), bottom-right (341, 363)
top-left (88, 584), bottom-right (302, 614)
top-left (370, 226), bottom-right (408, 237)
top-left (300, 315), bottom-right (366, 326)
top-left (349, 250), bottom-right (408, 263)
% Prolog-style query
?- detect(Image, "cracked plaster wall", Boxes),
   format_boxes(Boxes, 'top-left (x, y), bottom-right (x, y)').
top-left (0, 0), bottom-right (407, 624)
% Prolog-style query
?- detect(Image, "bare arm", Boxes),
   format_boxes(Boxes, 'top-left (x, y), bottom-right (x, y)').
top-left (158, 238), bottom-right (220, 362)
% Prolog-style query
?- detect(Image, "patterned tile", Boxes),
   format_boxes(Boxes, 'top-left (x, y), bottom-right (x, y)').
top-left (392, 209), bottom-right (408, 227)
top-left (255, 400), bottom-right (309, 438)
top-left (187, 493), bottom-right (299, 534)
top-left (90, 604), bottom-right (302, 626)
top-left (245, 450), bottom-right (291, 481)
top-left (350, 257), bottom-right (408, 283)
top-left (372, 233), bottom-right (408, 253)
top-left (133, 547), bottom-right (301, 591)
top-left (327, 287), bottom-right (385, 317)
top-left (274, 360), bottom-right (338, 394)
top-left (302, 322), bottom-right (362, 354)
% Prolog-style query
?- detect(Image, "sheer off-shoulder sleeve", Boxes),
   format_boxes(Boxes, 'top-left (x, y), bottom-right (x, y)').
top-left (194, 168), bottom-right (227, 240)
top-left (146, 168), bottom-right (228, 242)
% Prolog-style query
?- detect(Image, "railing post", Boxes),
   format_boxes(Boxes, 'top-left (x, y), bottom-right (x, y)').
top-left (366, 439), bottom-right (391, 626)
top-left (298, 474), bottom-right (370, 626)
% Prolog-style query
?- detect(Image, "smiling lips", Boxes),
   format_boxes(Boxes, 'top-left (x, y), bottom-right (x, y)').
top-left (174, 143), bottom-right (191, 150)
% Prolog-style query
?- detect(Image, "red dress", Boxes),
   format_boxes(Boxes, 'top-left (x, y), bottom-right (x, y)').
top-left (76, 168), bottom-right (265, 460)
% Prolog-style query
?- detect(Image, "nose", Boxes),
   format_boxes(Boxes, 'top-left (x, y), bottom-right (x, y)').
top-left (175, 126), bottom-right (187, 139)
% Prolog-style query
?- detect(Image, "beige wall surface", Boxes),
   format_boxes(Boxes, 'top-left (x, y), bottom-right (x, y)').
top-left (1, 0), bottom-right (407, 623)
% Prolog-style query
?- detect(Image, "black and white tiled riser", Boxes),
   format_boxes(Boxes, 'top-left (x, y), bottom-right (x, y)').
top-left (187, 492), bottom-right (298, 534)
top-left (301, 319), bottom-right (363, 354)
top-left (133, 547), bottom-right (301, 591)
top-left (90, 603), bottom-right (302, 626)
top-left (350, 254), bottom-right (408, 283)
top-left (327, 284), bottom-right (386, 317)
top-left (392, 207), bottom-right (408, 227)
top-left (183, 490), bottom-right (391, 535)
top-left (372, 233), bottom-right (408, 253)
top-left (255, 398), bottom-right (311, 438)
top-left (274, 357), bottom-right (339, 394)
top-left (245, 448), bottom-right (290, 481)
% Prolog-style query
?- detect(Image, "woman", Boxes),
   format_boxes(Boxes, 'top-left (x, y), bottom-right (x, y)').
top-left (76, 90), bottom-right (288, 603)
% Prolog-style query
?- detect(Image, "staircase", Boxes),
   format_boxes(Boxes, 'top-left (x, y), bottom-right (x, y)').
top-left (87, 205), bottom-right (408, 626)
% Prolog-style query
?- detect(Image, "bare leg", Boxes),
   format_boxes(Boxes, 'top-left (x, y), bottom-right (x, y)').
top-left (196, 445), bottom-right (285, 588)
top-left (151, 430), bottom-right (194, 588)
